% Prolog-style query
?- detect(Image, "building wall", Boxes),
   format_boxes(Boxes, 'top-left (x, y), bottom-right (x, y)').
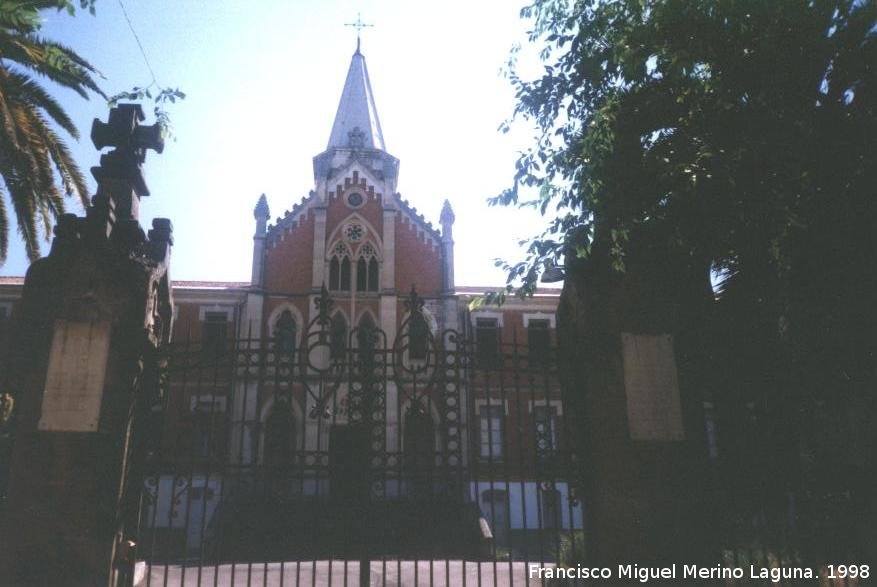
top-left (393, 213), bottom-right (443, 295)
top-left (264, 211), bottom-right (316, 293)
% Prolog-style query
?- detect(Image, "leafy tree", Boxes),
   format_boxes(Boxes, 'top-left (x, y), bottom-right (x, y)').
top-left (499, 0), bottom-right (874, 287)
top-left (500, 0), bottom-right (876, 555)
top-left (0, 1), bottom-right (184, 264)
top-left (0, 1), bottom-right (105, 262)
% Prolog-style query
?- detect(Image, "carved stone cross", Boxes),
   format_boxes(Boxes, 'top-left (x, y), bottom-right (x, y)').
top-left (90, 104), bottom-right (164, 197)
top-left (91, 104), bottom-right (164, 157)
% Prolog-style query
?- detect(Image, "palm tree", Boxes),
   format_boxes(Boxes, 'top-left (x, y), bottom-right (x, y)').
top-left (0, 1), bottom-right (104, 263)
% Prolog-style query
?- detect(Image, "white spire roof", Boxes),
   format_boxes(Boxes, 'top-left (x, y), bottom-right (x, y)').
top-left (327, 48), bottom-right (385, 151)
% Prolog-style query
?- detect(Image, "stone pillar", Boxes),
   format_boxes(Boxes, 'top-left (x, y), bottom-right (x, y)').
top-left (251, 194), bottom-right (270, 287)
top-left (380, 208), bottom-right (397, 341)
top-left (0, 104), bottom-right (172, 587)
top-left (439, 199), bottom-right (459, 332)
top-left (440, 199), bottom-right (455, 294)
top-left (381, 208), bottom-right (396, 291)
top-left (557, 242), bottom-right (712, 574)
top-left (240, 194), bottom-right (270, 338)
top-left (311, 205), bottom-right (328, 290)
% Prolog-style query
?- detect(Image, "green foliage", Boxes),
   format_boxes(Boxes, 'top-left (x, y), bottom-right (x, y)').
top-left (108, 86), bottom-right (186, 139)
top-left (502, 0), bottom-right (877, 541)
top-left (0, 392), bottom-right (12, 424)
top-left (558, 530), bottom-right (586, 569)
top-left (0, 1), bottom-right (185, 263)
top-left (498, 0), bottom-right (876, 298)
top-left (0, 2), bottom-right (95, 31)
top-left (0, 0), bottom-right (105, 262)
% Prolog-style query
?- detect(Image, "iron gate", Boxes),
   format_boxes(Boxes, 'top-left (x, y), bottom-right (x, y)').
top-left (133, 289), bottom-right (582, 585)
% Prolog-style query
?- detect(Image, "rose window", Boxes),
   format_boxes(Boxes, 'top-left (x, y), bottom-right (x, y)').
top-left (344, 223), bottom-right (365, 242)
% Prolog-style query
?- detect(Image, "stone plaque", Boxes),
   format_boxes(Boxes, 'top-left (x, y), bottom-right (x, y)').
top-left (38, 320), bottom-right (111, 432)
top-left (621, 333), bottom-right (684, 441)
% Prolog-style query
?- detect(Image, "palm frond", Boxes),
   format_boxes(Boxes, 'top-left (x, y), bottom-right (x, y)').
top-left (22, 104), bottom-right (84, 206)
top-left (0, 182), bottom-right (8, 260)
top-left (0, 31), bottom-right (105, 99)
top-left (3, 68), bottom-right (78, 136)
top-left (0, 75), bottom-right (23, 150)
top-left (0, 158), bottom-right (41, 261)
top-left (0, 3), bottom-right (102, 264)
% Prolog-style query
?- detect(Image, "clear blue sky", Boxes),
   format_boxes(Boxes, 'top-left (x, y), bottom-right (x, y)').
top-left (0, 0), bottom-right (553, 287)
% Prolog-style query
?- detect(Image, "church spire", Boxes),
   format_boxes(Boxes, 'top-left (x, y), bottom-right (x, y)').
top-left (327, 48), bottom-right (386, 151)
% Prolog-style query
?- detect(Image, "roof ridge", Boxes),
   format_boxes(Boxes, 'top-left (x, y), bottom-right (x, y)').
top-left (266, 190), bottom-right (318, 241)
top-left (394, 193), bottom-right (441, 238)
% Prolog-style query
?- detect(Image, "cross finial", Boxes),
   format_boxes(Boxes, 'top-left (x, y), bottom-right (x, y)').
top-left (345, 12), bottom-right (373, 53)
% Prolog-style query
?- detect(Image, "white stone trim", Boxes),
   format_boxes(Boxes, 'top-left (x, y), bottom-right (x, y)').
top-left (355, 308), bottom-right (379, 329)
top-left (527, 399), bottom-right (564, 417)
top-left (325, 212), bottom-right (382, 255)
top-left (523, 312), bottom-right (556, 329)
top-left (402, 306), bottom-right (438, 335)
top-left (474, 398), bottom-right (509, 416)
top-left (198, 305), bottom-right (234, 322)
top-left (353, 238), bottom-right (382, 261)
top-left (327, 160), bottom-right (382, 197)
top-left (470, 310), bottom-right (504, 327)
top-left (352, 309), bottom-right (380, 349)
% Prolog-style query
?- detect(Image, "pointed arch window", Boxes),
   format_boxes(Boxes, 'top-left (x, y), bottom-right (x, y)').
top-left (274, 309), bottom-right (297, 355)
top-left (356, 258), bottom-right (368, 291)
top-left (354, 243), bottom-right (380, 292)
top-left (340, 258), bottom-right (351, 290)
top-left (357, 313), bottom-right (376, 347)
top-left (330, 313), bottom-right (348, 359)
top-left (328, 243), bottom-right (352, 292)
top-left (329, 258), bottom-right (340, 290)
top-left (367, 258), bottom-right (379, 291)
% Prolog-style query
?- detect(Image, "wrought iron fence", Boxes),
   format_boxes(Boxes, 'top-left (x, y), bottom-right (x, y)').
top-left (132, 288), bottom-right (580, 585)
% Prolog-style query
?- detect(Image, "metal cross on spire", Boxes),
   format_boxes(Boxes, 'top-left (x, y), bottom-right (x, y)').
top-left (345, 12), bottom-right (373, 53)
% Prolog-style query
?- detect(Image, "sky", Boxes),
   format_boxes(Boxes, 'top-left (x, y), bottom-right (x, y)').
top-left (0, 0), bottom-right (555, 287)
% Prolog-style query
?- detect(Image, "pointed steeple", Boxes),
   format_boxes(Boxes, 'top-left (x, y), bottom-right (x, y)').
top-left (327, 49), bottom-right (385, 151)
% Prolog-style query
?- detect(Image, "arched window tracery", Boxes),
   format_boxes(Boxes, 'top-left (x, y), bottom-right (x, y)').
top-left (328, 242), bottom-right (352, 291)
top-left (354, 242), bottom-right (379, 292)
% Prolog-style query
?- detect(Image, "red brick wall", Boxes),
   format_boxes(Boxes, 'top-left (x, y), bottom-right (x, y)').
top-left (264, 210), bottom-right (316, 293)
top-left (326, 170), bottom-right (383, 239)
top-left (394, 215), bottom-right (442, 295)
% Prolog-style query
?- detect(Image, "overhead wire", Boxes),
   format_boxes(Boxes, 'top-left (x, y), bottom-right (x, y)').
top-left (116, 0), bottom-right (159, 88)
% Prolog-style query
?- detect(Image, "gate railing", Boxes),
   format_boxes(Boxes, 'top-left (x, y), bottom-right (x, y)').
top-left (133, 288), bottom-right (581, 581)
